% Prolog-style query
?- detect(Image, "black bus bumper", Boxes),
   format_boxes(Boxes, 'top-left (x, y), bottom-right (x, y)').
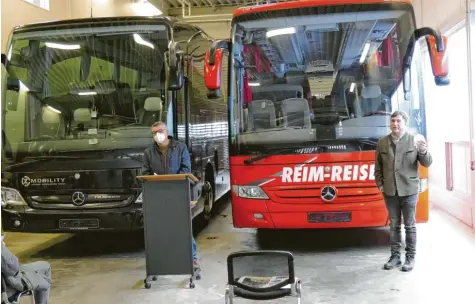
top-left (1, 205), bottom-right (144, 233)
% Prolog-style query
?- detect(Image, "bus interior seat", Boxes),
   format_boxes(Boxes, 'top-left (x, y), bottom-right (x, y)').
top-left (251, 84), bottom-right (304, 126)
top-left (247, 99), bottom-right (277, 131)
top-left (140, 97), bottom-right (163, 126)
top-left (312, 96), bottom-right (341, 125)
top-left (74, 108), bottom-right (92, 124)
top-left (361, 85), bottom-right (388, 114)
top-left (93, 80), bottom-right (116, 116)
top-left (281, 98), bottom-right (311, 128)
top-left (94, 80), bottom-right (135, 126)
top-left (115, 82), bottom-right (135, 120)
top-left (73, 108), bottom-right (93, 137)
top-left (253, 72), bottom-right (275, 86)
top-left (41, 106), bottom-right (62, 136)
top-left (135, 77), bottom-right (164, 120)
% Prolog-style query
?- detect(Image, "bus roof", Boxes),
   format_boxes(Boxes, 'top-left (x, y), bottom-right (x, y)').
top-left (233, 0), bottom-right (413, 18)
top-left (10, 16), bottom-right (183, 34)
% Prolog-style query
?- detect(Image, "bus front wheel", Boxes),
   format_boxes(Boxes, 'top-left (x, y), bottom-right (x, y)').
top-left (203, 180), bottom-right (214, 223)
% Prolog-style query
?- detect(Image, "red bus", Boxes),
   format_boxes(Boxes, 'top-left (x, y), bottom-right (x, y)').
top-left (204, 0), bottom-right (449, 229)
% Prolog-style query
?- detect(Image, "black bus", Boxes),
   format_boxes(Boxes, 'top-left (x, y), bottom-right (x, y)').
top-left (1, 16), bottom-right (230, 232)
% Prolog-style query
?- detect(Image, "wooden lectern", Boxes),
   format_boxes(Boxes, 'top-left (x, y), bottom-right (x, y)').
top-left (136, 173), bottom-right (201, 289)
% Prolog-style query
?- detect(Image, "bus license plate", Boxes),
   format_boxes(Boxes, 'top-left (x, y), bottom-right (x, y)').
top-left (307, 212), bottom-right (351, 223)
top-left (59, 219), bottom-right (99, 229)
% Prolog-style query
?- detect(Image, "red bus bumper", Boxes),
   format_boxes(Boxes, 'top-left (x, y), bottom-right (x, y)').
top-left (231, 193), bottom-right (389, 229)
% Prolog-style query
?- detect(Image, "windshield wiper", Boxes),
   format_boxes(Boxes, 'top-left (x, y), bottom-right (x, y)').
top-left (349, 138), bottom-right (378, 146)
top-left (100, 149), bottom-right (143, 162)
top-left (2, 155), bottom-right (83, 170)
top-left (244, 146), bottom-right (325, 165)
top-left (243, 138), bottom-right (379, 165)
top-left (117, 151), bottom-right (143, 162)
top-left (23, 155), bottom-right (82, 160)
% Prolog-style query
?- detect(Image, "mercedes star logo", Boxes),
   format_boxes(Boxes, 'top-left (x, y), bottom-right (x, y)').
top-left (71, 192), bottom-right (86, 206)
top-left (320, 185), bottom-right (337, 202)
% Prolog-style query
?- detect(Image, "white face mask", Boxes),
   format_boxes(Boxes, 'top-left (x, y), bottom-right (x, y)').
top-left (155, 133), bottom-right (166, 143)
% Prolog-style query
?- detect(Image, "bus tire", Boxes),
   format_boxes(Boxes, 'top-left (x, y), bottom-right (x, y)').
top-left (203, 166), bottom-right (215, 223)
top-left (203, 180), bottom-right (214, 223)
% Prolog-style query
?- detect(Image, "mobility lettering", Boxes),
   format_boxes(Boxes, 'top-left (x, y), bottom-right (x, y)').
top-left (28, 177), bottom-right (66, 184)
top-left (282, 164), bottom-right (375, 183)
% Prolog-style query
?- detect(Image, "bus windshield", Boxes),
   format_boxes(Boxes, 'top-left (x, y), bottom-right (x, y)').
top-left (2, 23), bottom-right (169, 159)
top-left (231, 3), bottom-right (424, 153)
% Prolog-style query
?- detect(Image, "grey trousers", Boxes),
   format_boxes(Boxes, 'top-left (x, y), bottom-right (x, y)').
top-left (23, 261), bottom-right (51, 304)
top-left (383, 193), bottom-right (418, 257)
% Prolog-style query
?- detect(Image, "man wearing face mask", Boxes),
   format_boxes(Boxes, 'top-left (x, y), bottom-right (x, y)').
top-left (141, 121), bottom-right (199, 268)
top-left (374, 110), bottom-right (432, 272)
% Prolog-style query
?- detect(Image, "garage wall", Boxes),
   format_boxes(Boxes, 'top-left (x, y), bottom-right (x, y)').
top-left (1, 0), bottom-right (71, 51)
top-left (423, 24), bottom-right (473, 228)
top-left (412, 0), bottom-right (467, 31)
top-left (168, 5), bottom-right (233, 39)
top-left (191, 21), bottom-right (232, 40)
top-left (71, 0), bottom-right (169, 19)
top-left (1, 0), bottom-right (169, 51)
top-left (423, 2), bottom-right (475, 228)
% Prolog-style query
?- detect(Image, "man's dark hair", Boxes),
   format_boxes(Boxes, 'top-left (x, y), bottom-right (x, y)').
top-left (391, 111), bottom-right (408, 123)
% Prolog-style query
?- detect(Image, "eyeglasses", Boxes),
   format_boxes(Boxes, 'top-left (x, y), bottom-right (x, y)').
top-left (152, 129), bottom-right (166, 135)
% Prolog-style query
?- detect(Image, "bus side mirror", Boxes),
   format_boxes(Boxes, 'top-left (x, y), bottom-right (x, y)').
top-left (415, 27), bottom-right (449, 86)
top-left (166, 41), bottom-right (184, 91)
top-left (204, 40), bottom-right (230, 99)
top-left (427, 35), bottom-right (449, 86)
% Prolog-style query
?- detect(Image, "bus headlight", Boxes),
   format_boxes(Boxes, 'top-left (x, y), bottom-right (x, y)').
top-left (419, 178), bottom-right (428, 193)
top-left (1, 187), bottom-right (26, 206)
top-left (235, 186), bottom-right (269, 199)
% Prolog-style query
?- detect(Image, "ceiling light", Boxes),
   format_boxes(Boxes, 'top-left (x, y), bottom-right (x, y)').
top-left (133, 34), bottom-right (155, 49)
top-left (266, 27), bottom-right (296, 38)
top-left (47, 105), bottom-right (61, 114)
top-left (7, 45), bottom-right (12, 60)
top-left (248, 82), bottom-right (260, 87)
top-left (45, 42), bottom-right (81, 50)
top-left (359, 43), bottom-right (371, 64)
top-left (78, 91), bottom-right (97, 96)
top-left (350, 82), bottom-right (356, 92)
top-left (131, 1), bottom-right (162, 16)
top-left (19, 81), bottom-right (29, 91)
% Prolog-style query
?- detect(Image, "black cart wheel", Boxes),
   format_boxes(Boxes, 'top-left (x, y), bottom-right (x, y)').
top-left (189, 282), bottom-right (195, 289)
top-left (144, 283), bottom-right (151, 289)
top-left (152, 276), bottom-right (157, 281)
top-left (196, 274), bottom-right (201, 280)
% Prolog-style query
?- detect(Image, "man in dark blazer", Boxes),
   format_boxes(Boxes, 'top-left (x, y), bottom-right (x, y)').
top-left (374, 110), bottom-right (432, 272)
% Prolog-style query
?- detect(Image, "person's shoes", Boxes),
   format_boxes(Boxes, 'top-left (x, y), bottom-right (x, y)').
top-left (383, 254), bottom-right (402, 270)
top-left (402, 256), bottom-right (415, 272)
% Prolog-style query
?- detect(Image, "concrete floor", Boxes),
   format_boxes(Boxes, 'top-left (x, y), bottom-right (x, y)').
top-left (5, 196), bottom-right (475, 304)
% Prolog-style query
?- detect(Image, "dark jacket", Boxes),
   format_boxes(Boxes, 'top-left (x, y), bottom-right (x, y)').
top-left (1, 243), bottom-right (51, 292)
top-left (141, 137), bottom-right (191, 175)
top-left (374, 132), bottom-right (432, 196)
